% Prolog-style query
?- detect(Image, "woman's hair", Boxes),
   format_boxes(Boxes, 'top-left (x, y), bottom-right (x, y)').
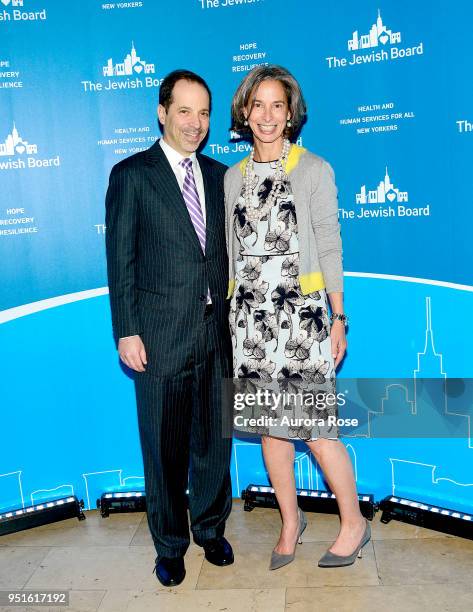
top-left (231, 65), bottom-right (306, 139)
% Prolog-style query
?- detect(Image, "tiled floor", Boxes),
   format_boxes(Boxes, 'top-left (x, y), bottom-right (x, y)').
top-left (1, 499), bottom-right (472, 611)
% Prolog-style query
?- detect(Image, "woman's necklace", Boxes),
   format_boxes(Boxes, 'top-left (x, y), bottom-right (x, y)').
top-left (244, 138), bottom-right (291, 223)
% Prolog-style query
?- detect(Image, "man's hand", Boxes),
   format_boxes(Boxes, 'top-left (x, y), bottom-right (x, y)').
top-left (118, 335), bottom-right (147, 372)
top-left (330, 320), bottom-right (347, 369)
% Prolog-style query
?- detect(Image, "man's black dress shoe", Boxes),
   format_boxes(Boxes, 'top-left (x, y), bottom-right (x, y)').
top-left (153, 556), bottom-right (186, 587)
top-left (202, 536), bottom-right (234, 566)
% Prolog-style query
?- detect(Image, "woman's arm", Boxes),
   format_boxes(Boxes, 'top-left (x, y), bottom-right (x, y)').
top-left (327, 291), bottom-right (347, 369)
top-left (309, 158), bottom-right (346, 368)
top-left (310, 160), bottom-right (344, 294)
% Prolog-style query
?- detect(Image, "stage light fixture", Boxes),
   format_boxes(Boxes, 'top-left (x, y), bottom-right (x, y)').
top-left (97, 488), bottom-right (191, 517)
top-left (241, 484), bottom-right (376, 519)
top-left (379, 495), bottom-right (473, 539)
top-left (97, 491), bottom-right (147, 517)
top-left (0, 496), bottom-right (85, 536)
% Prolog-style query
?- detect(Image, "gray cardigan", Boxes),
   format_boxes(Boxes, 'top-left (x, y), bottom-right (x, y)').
top-left (224, 144), bottom-right (343, 298)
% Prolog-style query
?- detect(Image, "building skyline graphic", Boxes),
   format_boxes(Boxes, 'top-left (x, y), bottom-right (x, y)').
top-left (0, 123), bottom-right (38, 157)
top-left (348, 9), bottom-right (401, 51)
top-left (102, 42), bottom-right (155, 77)
top-left (356, 166), bottom-right (408, 205)
top-left (358, 296), bottom-right (472, 447)
top-left (389, 458), bottom-right (473, 510)
top-left (1, 0), bottom-right (24, 7)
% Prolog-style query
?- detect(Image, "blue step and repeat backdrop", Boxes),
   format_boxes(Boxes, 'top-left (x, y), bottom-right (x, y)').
top-left (1, 0), bottom-right (473, 515)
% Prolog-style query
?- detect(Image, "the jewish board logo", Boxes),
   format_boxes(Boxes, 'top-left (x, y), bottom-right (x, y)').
top-left (456, 119), bottom-right (473, 133)
top-left (0, 0), bottom-right (47, 22)
top-left (356, 166), bottom-right (408, 206)
top-left (81, 42), bottom-right (162, 92)
top-left (0, 123), bottom-right (60, 170)
top-left (326, 10), bottom-right (423, 69)
top-left (199, 0), bottom-right (264, 10)
top-left (339, 167), bottom-right (430, 220)
top-left (103, 42), bottom-right (154, 76)
top-left (208, 133), bottom-right (303, 157)
top-left (347, 9), bottom-right (401, 50)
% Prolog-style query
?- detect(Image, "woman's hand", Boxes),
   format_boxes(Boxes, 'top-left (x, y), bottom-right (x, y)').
top-left (330, 320), bottom-right (347, 369)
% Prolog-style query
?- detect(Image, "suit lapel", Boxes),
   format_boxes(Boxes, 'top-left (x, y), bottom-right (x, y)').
top-left (197, 152), bottom-right (217, 250)
top-left (145, 141), bottom-right (203, 253)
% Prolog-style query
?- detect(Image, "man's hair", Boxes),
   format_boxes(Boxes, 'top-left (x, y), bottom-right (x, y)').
top-left (159, 69), bottom-right (212, 112)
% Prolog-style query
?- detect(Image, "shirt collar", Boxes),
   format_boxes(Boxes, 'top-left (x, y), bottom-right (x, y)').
top-left (159, 138), bottom-right (197, 171)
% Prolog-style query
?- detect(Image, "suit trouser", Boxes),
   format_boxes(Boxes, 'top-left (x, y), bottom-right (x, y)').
top-left (134, 311), bottom-right (233, 559)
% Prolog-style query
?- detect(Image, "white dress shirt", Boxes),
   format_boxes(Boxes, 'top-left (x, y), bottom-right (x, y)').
top-left (159, 137), bottom-right (211, 304)
top-left (159, 138), bottom-right (206, 221)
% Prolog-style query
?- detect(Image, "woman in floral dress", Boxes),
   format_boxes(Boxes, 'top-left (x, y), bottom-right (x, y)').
top-left (224, 65), bottom-right (370, 569)
top-left (230, 157), bottom-right (337, 442)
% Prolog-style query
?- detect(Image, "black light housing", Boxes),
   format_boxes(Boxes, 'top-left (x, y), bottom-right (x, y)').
top-left (241, 484), bottom-right (377, 519)
top-left (379, 495), bottom-right (473, 539)
top-left (97, 491), bottom-right (147, 517)
top-left (0, 496), bottom-right (85, 536)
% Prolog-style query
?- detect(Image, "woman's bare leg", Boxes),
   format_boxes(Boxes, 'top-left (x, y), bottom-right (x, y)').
top-left (306, 438), bottom-right (365, 555)
top-left (261, 435), bottom-right (300, 554)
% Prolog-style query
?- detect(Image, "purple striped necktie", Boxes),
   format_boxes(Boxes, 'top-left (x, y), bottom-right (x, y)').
top-left (179, 157), bottom-right (206, 252)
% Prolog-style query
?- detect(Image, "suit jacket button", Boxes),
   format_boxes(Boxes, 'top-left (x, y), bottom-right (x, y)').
top-left (199, 295), bottom-right (206, 301)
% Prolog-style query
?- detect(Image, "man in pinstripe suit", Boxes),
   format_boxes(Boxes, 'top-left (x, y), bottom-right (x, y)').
top-left (105, 70), bottom-right (233, 587)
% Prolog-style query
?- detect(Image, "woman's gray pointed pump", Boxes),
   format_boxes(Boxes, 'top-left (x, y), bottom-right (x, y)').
top-left (318, 518), bottom-right (371, 568)
top-left (269, 507), bottom-right (307, 571)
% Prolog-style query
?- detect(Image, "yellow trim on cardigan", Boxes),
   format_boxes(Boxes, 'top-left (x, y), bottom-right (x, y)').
top-left (299, 271), bottom-right (325, 295)
top-left (284, 143), bottom-right (305, 174)
top-left (227, 273), bottom-right (324, 299)
top-left (238, 156), bottom-right (248, 174)
top-left (238, 144), bottom-right (306, 175)
top-left (226, 278), bottom-right (236, 299)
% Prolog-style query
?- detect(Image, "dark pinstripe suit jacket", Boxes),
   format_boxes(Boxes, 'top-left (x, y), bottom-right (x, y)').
top-left (105, 140), bottom-right (231, 377)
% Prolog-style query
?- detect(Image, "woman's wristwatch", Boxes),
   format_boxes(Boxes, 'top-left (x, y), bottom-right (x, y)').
top-left (330, 313), bottom-right (349, 326)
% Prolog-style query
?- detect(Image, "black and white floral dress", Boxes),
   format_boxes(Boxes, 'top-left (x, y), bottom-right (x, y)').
top-left (229, 160), bottom-right (339, 441)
